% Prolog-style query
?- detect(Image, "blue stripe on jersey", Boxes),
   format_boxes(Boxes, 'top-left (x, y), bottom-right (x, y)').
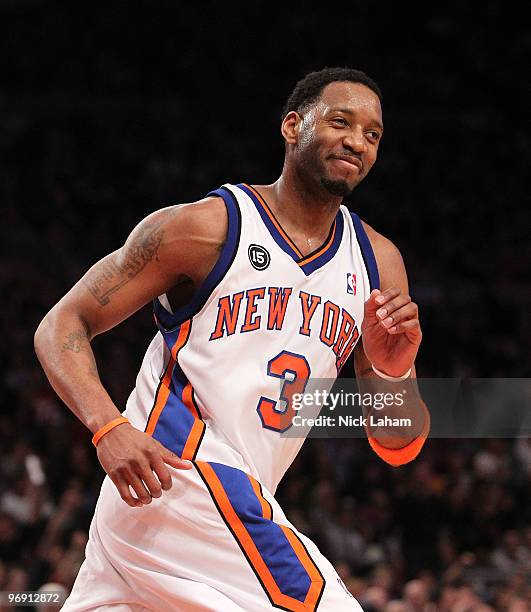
top-left (209, 462), bottom-right (312, 603)
top-left (151, 362), bottom-right (195, 457)
top-left (153, 186), bottom-right (241, 331)
top-left (299, 210), bottom-right (345, 276)
top-left (350, 212), bottom-right (380, 290)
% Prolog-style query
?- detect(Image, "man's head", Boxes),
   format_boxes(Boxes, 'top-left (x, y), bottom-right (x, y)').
top-left (403, 579), bottom-right (429, 610)
top-left (281, 67), bottom-right (383, 197)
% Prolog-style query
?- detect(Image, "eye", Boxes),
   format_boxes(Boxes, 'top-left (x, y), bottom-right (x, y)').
top-left (332, 117), bottom-right (348, 127)
top-left (366, 130), bottom-right (381, 143)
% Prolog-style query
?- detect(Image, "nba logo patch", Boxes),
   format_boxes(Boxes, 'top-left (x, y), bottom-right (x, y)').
top-left (346, 273), bottom-right (356, 295)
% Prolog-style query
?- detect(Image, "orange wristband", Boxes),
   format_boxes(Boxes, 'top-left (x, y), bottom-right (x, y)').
top-left (92, 417), bottom-right (130, 447)
top-left (367, 403), bottom-right (430, 467)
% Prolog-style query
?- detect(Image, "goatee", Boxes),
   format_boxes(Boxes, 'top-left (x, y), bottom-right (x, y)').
top-left (320, 177), bottom-right (353, 197)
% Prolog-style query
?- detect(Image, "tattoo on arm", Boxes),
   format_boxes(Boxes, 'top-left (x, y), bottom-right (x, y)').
top-left (62, 328), bottom-right (99, 378)
top-left (61, 329), bottom-right (89, 353)
top-left (82, 211), bottom-right (172, 306)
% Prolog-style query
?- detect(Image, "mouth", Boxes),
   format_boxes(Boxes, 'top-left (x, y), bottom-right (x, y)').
top-left (329, 155), bottom-right (363, 173)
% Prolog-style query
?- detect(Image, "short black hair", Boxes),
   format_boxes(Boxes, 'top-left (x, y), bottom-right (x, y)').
top-left (282, 67), bottom-right (382, 120)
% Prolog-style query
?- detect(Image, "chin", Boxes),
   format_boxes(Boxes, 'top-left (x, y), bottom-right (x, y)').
top-left (320, 177), bottom-right (355, 197)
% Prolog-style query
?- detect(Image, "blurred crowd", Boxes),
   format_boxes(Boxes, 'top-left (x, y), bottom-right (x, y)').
top-left (1, 2), bottom-right (529, 610)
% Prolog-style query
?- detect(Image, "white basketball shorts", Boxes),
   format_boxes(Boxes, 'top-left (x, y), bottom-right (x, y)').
top-left (62, 462), bottom-right (362, 611)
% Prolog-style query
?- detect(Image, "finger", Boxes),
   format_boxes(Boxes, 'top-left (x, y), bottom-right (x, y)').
top-left (162, 453), bottom-right (193, 470)
top-left (374, 286), bottom-right (401, 306)
top-left (379, 302), bottom-right (417, 328)
top-left (127, 472), bottom-right (153, 505)
top-left (154, 442), bottom-right (193, 470)
top-left (388, 319), bottom-right (421, 334)
top-left (151, 455), bottom-right (173, 491)
top-left (138, 466), bottom-right (163, 498)
top-left (364, 289), bottom-right (385, 318)
top-left (110, 474), bottom-right (143, 508)
top-left (376, 295), bottom-right (412, 322)
top-left (365, 288), bottom-right (402, 321)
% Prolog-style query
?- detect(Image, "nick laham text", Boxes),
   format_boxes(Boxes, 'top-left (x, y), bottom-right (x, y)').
top-left (292, 415), bottom-right (413, 428)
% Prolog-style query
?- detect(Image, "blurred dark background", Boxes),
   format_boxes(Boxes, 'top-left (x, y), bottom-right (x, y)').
top-left (1, 1), bottom-right (529, 610)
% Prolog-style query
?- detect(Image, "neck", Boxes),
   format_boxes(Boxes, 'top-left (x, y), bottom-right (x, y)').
top-left (266, 163), bottom-right (342, 235)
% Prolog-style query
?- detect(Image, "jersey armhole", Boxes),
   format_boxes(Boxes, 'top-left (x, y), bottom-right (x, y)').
top-left (350, 212), bottom-right (380, 291)
top-left (154, 186), bottom-right (241, 330)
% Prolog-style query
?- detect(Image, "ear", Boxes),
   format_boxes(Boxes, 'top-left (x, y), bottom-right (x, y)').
top-left (281, 111), bottom-right (302, 145)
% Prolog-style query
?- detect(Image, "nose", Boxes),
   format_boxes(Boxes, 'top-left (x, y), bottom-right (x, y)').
top-left (343, 125), bottom-right (367, 154)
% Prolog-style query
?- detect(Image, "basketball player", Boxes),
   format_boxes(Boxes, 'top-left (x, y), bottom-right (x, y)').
top-left (35, 68), bottom-right (430, 610)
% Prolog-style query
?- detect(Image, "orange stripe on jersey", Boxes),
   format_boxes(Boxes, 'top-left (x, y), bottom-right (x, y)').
top-left (182, 382), bottom-right (200, 419)
top-left (279, 525), bottom-right (325, 610)
top-left (243, 184), bottom-right (304, 259)
top-left (248, 475), bottom-right (273, 521)
top-left (171, 319), bottom-right (191, 360)
top-left (196, 462), bottom-right (319, 612)
top-left (145, 357), bottom-right (176, 436)
top-left (181, 383), bottom-right (205, 461)
top-left (145, 319), bottom-right (191, 436)
top-left (298, 221), bottom-right (336, 266)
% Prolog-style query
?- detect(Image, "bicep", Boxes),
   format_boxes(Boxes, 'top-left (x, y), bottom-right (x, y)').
top-left (355, 223), bottom-right (417, 378)
top-left (55, 199), bottom-right (226, 337)
top-left (375, 236), bottom-right (409, 295)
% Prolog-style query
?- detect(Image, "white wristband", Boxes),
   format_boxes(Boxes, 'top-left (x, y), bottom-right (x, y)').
top-left (371, 364), bottom-right (412, 382)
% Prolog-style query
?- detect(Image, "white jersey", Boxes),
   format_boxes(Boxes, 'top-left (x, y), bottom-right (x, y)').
top-left (63, 182), bottom-right (378, 611)
top-left (124, 182), bottom-right (379, 494)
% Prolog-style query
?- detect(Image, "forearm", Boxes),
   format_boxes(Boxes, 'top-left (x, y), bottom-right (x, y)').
top-left (34, 307), bottom-right (122, 434)
top-left (358, 370), bottom-right (428, 449)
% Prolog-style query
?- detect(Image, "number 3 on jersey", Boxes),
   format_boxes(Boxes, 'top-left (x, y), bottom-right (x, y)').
top-left (256, 350), bottom-right (311, 433)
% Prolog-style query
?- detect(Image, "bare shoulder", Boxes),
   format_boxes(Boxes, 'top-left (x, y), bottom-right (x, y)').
top-left (157, 195), bottom-right (227, 243)
top-left (360, 219), bottom-right (408, 291)
top-left (115, 195), bottom-right (228, 290)
top-left (156, 195), bottom-right (228, 283)
top-left (174, 195), bottom-right (227, 229)
top-left (144, 195), bottom-right (228, 261)
top-left (361, 220), bottom-right (403, 266)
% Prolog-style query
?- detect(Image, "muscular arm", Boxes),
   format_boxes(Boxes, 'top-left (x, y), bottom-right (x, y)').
top-left (34, 196), bottom-right (227, 504)
top-left (354, 223), bottom-right (429, 462)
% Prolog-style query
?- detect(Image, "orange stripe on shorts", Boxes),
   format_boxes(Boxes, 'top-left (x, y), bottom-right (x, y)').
top-left (196, 462), bottom-right (323, 611)
top-left (247, 475), bottom-right (273, 521)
